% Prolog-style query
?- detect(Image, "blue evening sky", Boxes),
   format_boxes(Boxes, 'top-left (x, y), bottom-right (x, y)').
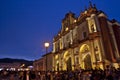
top-left (0, 0), bottom-right (120, 61)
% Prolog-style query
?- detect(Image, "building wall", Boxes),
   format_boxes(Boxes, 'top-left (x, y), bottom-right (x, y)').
top-left (33, 58), bottom-right (44, 71)
top-left (53, 4), bottom-right (120, 71)
top-left (112, 23), bottom-right (120, 56)
top-left (46, 52), bottom-right (53, 71)
top-left (33, 52), bottom-right (53, 71)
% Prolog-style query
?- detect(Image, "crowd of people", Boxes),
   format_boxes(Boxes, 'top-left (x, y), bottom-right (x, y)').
top-left (0, 66), bottom-right (120, 80)
top-left (35, 67), bottom-right (120, 80)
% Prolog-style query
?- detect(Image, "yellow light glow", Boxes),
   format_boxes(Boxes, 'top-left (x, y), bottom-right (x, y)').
top-left (44, 42), bottom-right (50, 48)
top-left (84, 11), bottom-right (87, 14)
top-left (55, 55), bottom-right (58, 59)
top-left (65, 27), bottom-right (69, 31)
top-left (74, 20), bottom-right (77, 23)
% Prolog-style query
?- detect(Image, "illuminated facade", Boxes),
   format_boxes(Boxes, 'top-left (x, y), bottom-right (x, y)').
top-left (53, 3), bottom-right (120, 71)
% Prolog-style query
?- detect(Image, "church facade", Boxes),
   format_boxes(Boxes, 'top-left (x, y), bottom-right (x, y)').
top-left (52, 3), bottom-right (120, 71)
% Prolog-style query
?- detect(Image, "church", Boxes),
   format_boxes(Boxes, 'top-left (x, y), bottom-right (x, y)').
top-left (52, 2), bottom-right (120, 71)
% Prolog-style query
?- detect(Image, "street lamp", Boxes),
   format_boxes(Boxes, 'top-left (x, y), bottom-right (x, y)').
top-left (44, 42), bottom-right (50, 80)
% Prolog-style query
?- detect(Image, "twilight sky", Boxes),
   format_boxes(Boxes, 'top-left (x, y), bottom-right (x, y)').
top-left (0, 0), bottom-right (120, 61)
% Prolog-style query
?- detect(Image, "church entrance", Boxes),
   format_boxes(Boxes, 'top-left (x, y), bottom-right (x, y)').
top-left (66, 57), bottom-right (72, 71)
top-left (57, 63), bottom-right (59, 71)
top-left (63, 51), bottom-right (72, 71)
top-left (80, 44), bottom-right (92, 70)
top-left (84, 54), bottom-right (92, 70)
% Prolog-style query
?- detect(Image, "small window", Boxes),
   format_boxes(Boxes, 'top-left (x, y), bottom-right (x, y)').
top-left (83, 32), bottom-right (87, 39)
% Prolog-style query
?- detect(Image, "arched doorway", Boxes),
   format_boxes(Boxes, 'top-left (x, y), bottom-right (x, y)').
top-left (57, 63), bottom-right (59, 71)
top-left (80, 44), bottom-right (92, 70)
top-left (66, 57), bottom-right (72, 71)
top-left (84, 54), bottom-right (92, 70)
top-left (63, 51), bottom-right (72, 71)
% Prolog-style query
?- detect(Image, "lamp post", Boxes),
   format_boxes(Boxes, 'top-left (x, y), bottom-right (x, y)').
top-left (44, 42), bottom-right (49, 80)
